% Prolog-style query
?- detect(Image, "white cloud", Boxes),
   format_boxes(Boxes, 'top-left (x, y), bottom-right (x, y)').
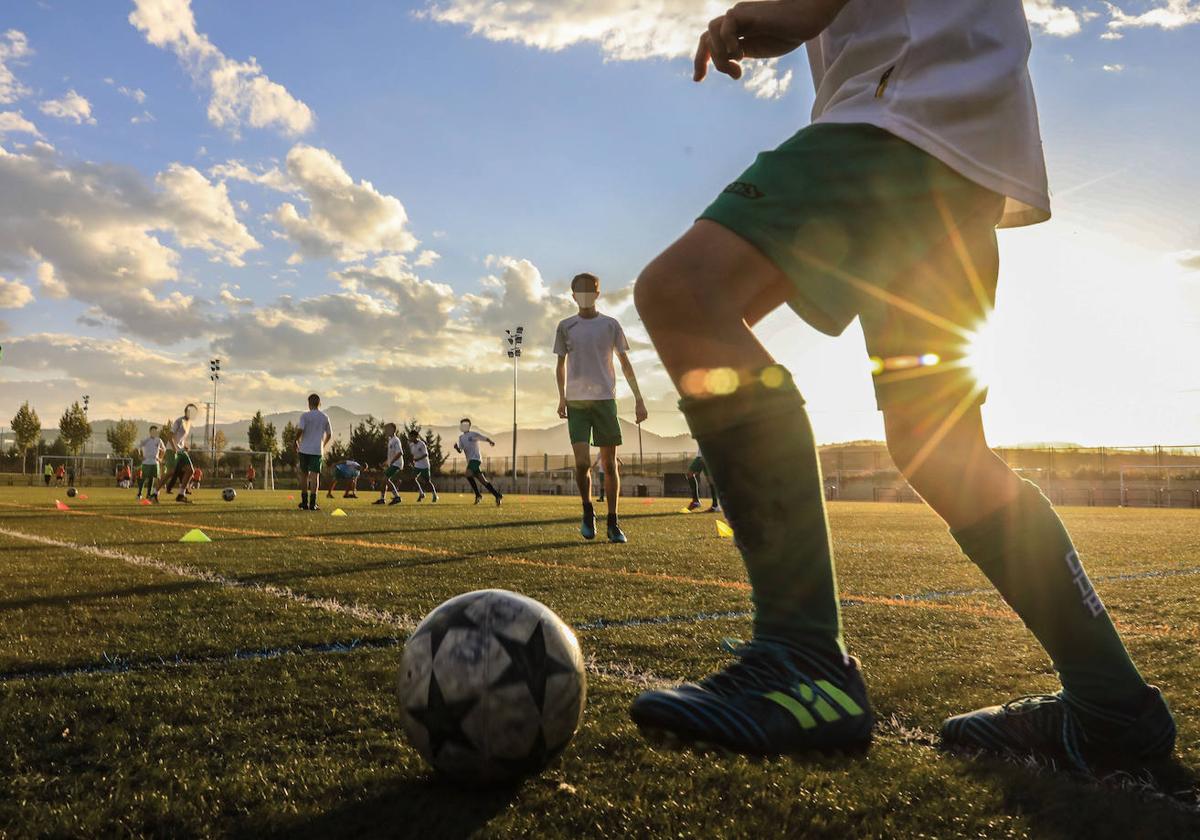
top-left (131, 111), bottom-right (156, 124)
top-left (35, 260), bottom-right (66, 299)
top-left (0, 110), bottom-right (39, 137)
top-left (1100, 30), bottom-right (1124, 39)
top-left (1103, 63), bottom-right (1125, 72)
top-left (118, 85), bottom-right (147, 104)
top-left (273, 144), bottom-right (419, 263)
top-left (742, 59), bottom-right (793, 100)
top-left (155, 163), bottom-right (261, 266)
top-left (39, 89), bottom-right (96, 125)
top-left (1024, 0), bottom-right (1084, 36)
top-left (0, 276), bottom-right (33, 308)
top-left (1177, 250), bottom-right (1200, 270)
top-left (209, 159), bottom-right (295, 192)
top-left (1106, 1), bottom-right (1200, 31)
top-left (414, 249), bottom-right (440, 267)
top-left (129, 0), bottom-right (314, 137)
top-left (462, 254), bottom-right (575, 340)
top-left (0, 30), bottom-right (31, 105)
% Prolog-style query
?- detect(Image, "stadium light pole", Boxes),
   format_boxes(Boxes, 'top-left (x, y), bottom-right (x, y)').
top-left (505, 327), bottom-right (523, 492)
top-left (209, 359), bottom-right (221, 466)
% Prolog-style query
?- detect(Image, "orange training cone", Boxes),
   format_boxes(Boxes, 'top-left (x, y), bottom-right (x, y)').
top-left (55, 500), bottom-right (70, 511)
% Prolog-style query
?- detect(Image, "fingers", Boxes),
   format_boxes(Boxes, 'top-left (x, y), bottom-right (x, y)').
top-left (693, 32), bottom-right (710, 82)
top-left (697, 13), bottom-right (743, 82)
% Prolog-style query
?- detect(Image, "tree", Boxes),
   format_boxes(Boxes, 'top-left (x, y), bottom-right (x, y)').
top-left (424, 427), bottom-right (447, 476)
top-left (280, 421), bottom-right (300, 468)
top-left (347, 415), bottom-right (386, 467)
top-left (105, 419), bottom-right (139, 459)
top-left (263, 422), bottom-right (279, 456)
top-left (213, 430), bottom-right (228, 455)
top-left (328, 437), bottom-right (348, 463)
top-left (247, 411), bottom-right (268, 452)
top-left (58, 402), bottom-right (91, 456)
top-left (10, 401), bottom-right (40, 473)
top-left (47, 436), bottom-right (68, 457)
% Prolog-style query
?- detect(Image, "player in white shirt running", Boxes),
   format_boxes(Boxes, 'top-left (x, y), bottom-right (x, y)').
top-left (374, 423), bottom-right (405, 506)
top-left (160, 403), bottom-right (198, 504)
top-left (407, 430), bottom-right (439, 503)
top-left (296, 393), bottom-right (333, 511)
top-left (554, 272), bottom-right (647, 543)
top-left (136, 426), bottom-right (164, 501)
top-left (454, 418), bottom-right (501, 506)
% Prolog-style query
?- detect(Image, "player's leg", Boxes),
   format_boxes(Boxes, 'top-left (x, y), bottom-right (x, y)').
top-left (687, 470), bottom-right (701, 508)
top-left (465, 471), bottom-right (481, 502)
top-left (427, 471), bottom-right (438, 502)
top-left (598, 446), bottom-right (624, 542)
top-left (630, 220), bottom-right (866, 754)
top-left (706, 466), bottom-right (721, 512)
top-left (570, 441), bottom-right (596, 540)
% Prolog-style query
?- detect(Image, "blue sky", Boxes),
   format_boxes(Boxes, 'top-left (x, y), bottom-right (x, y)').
top-left (0, 1), bottom-right (1197, 446)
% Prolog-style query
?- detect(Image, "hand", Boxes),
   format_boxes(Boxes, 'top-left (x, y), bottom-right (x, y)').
top-left (695, 0), bottom-right (846, 82)
top-left (635, 399), bottom-right (649, 424)
top-left (558, 398), bottom-right (568, 419)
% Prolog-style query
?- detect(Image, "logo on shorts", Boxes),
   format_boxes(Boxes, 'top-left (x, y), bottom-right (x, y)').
top-left (1064, 549), bottom-right (1106, 618)
top-left (723, 181), bottom-right (764, 200)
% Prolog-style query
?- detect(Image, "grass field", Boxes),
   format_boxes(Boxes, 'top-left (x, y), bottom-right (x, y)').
top-left (0, 485), bottom-right (1197, 838)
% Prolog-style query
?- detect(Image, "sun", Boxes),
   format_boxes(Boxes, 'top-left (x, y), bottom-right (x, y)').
top-left (963, 318), bottom-right (998, 389)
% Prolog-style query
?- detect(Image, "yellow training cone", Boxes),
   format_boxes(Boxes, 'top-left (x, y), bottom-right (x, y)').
top-left (180, 528), bottom-right (211, 543)
top-left (331, 508), bottom-right (347, 517)
top-left (677, 507), bottom-right (692, 514)
top-left (716, 520), bottom-right (734, 538)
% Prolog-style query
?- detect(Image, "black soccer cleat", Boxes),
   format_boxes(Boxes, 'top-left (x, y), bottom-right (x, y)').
top-left (580, 508), bottom-right (596, 540)
top-left (372, 498), bottom-right (386, 505)
top-left (630, 640), bottom-right (874, 756)
top-left (473, 494), bottom-right (483, 505)
top-left (388, 496), bottom-right (403, 506)
top-left (940, 686), bottom-right (1176, 771)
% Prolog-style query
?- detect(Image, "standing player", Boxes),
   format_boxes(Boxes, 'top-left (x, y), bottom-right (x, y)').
top-left (43, 462), bottom-right (52, 486)
top-left (554, 272), bottom-right (648, 543)
top-left (245, 463), bottom-right (256, 490)
top-left (136, 425), bottom-right (164, 501)
top-left (188, 466), bottom-right (203, 494)
top-left (627, 0), bottom-right (1175, 768)
top-left (161, 404), bottom-right (198, 503)
top-left (407, 430), bottom-right (439, 503)
top-left (454, 419), bottom-right (502, 506)
top-left (686, 452), bottom-right (721, 513)
top-left (373, 422), bottom-right (404, 506)
top-left (296, 393), bottom-right (332, 511)
top-left (326, 458), bottom-right (364, 499)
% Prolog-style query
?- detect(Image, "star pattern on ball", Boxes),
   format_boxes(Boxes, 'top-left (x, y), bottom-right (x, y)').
top-left (421, 594), bottom-right (482, 656)
top-left (408, 669), bottom-right (478, 758)
top-left (492, 620), bottom-right (574, 712)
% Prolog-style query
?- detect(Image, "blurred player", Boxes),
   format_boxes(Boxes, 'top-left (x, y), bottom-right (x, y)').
top-left (373, 422), bottom-right (404, 506)
top-left (686, 453), bottom-right (721, 513)
top-left (326, 459), bottom-right (364, 499)
top-left (454, 418), bottom-right (501, 506)
top-left (136, 425), bottom-right (164, 501)
top-left (245, 463), bottom-right (256, 490)
top-left (407, 430), bottom-right (439, 503)
top-left (161, 404), bottom-right (198, 503)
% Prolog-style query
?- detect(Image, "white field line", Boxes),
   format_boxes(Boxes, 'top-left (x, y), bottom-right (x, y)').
top-left (0, 526), bottom-right (417, 631)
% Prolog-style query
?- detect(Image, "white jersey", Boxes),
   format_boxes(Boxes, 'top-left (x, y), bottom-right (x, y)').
top-left (386, 435), bottom-right (404, 467)
top-left (170, 417), bottom-right (190, 451)
top-left (139, 435), bottom-right (164, 466)
top-left (458, 431), bottom-right (488, 462)
top-left (552, 313), bottom-right (630, 401)
top-left (806, 0), bottom-right (1049, 228)
top-left (408, 439), bottom-right (430, 469)
top-left (297, 409), bottom-right (332, 456)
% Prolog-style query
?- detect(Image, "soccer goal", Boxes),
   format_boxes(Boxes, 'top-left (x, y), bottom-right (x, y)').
top-left (1119, 466), bottom-right (1200, 508)
top-left (35, 454), bottom-right (134, 486)
top-left (207, 450), bottom-right (276, 491)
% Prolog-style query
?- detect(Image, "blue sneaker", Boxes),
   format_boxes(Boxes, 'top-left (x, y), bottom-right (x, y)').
top-left (580, 508), bottom-right (596, 540)
top-left (630, 640), bottom-right (873, 756)
top-left (940, 686), bottom-right (1175, 771)
top-left (607, 520), bottom-right (627, 544)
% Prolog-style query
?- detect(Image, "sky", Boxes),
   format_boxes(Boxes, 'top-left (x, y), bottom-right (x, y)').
top-left (0, 0), bottom-right (1197, 447)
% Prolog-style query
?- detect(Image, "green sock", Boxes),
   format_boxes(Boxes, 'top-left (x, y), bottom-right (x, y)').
top-left (680, 368), bottom-right (844, 661)
top-left (951, 480), bottom-right (1146, 707)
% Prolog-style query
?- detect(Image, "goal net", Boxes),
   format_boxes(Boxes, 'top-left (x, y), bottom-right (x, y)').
top-left (202, 450), bottom-right (276, 491)
top-left (1119, 465), bottom-right (1200, 508)
top-left (36, 454), bottom-right (134, 486)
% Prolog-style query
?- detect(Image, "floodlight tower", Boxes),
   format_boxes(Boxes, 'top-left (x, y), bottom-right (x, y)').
top-left (505, 326), bottom-right (524, 492)
top-left (209, 359), bottom-right (221, 465)
top-left (81, 394), bottom-right (90, 415)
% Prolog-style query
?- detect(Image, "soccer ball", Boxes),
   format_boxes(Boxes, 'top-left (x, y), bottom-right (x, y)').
top-left (222, 487), bottom-right (236, 502)
top-left (66, 487), bottom-right (77, 498)
top-left (398, 589), bottom-right (586, 784)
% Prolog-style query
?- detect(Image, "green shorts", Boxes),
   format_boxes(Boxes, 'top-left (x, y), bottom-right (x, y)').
top-left (413, 467), bottom-right (431, 480)
top-left (165, 450), bottom-right (191, 473)
top-left (298, 453), bottom-right (323, 474)
top-left (567, 400), bottom-right (622, 447)
top-left (385, 465), bottom-right (402, 479)
top-left (688, 456), bottom-right (706, 476)
top-left (700, 122), bottom-right (1005, 413)
top-left (141, 463), bottom-right (158, 480)
top-left (466, 459), bottom-right (483, 476)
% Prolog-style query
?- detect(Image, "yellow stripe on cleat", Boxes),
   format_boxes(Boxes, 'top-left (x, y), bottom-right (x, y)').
top-left (816, 680), bottom-right (866, 717)
top-left (763, 691), bottom-right (817, 729)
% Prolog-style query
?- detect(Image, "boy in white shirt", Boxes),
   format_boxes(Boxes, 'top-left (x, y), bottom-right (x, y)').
top-left (161, 403), bottom-right (198, 504)
top-left (407, 430), bottom-right (439, 503)
top-left (296, 393), bottom-right (333, 511)
top-left (454, 419), bottom-right (501, 506)
top-left (553, 272), bottom-right (647, 543)
top-left (629, 0), bottom-right (1173, 767)
top-left (373, 422), bottom-right (404, 506)
top-left (136, 425), bottom-right (164, 501)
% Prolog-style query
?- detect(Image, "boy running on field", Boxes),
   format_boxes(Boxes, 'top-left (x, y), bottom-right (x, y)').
top-left (136, 426), bottom-right (164, 501)
top-left (161, 404), bottom-right (198, 503)
top-left (296, 393), bottom-right (333, 511)
top-left (374, 423), bottom-right (404, 506)
top-left (407, 430), bottom-right (439, 503)
top-left (686, 452), bottom-right (721, 512)
top-left (629, 0), bottom-right (1175, 768)
top-left (454, 419), bottom-right (502, 506)
top-left (554, 272), bottom-right (647, 543)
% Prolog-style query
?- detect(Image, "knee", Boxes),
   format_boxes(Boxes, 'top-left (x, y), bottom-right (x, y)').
top-left (633, 257), bottom-right (682, 330)
top-left (601, 452), bottom-right (617, 472)
top-left (574, 456), bottom-right (591, 472)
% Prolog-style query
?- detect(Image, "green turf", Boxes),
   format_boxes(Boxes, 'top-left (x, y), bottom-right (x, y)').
top-left (0, 487), bottom-right (1197, 837)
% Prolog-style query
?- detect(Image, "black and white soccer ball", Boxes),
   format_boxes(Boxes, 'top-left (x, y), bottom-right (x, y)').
top-left (398, 589), bottom-right (586, 784)
top-left (66, 487), bottom-right (77, 498)
top-left (222, 487), bottom-right (236, 502)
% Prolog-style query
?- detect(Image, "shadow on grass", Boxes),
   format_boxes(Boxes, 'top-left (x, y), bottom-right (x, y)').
top-left (251, 776), bottom-right (518, 840)
top-left (0, 578), bottom-right (211, 611)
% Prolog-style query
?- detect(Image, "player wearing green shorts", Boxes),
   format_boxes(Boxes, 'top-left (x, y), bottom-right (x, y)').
top-left (454, 419), bottom-right (502, 506)
top-left (162, 404), bottom-right (197, 503)
top-left (296, 393), bottom-right (333, 511)
top-left (407, 430), bottom-right (439, 503)
top-left (136, 426), bottom-right (164, 501)
top-left (629, 0), bottom-right (1174, 768)
top-left (686, 453), bottom-right (720, 513)
top-left (554, 273), bottom-right (648, 543)
top-left (374, 423), bottom-right (405, 506)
